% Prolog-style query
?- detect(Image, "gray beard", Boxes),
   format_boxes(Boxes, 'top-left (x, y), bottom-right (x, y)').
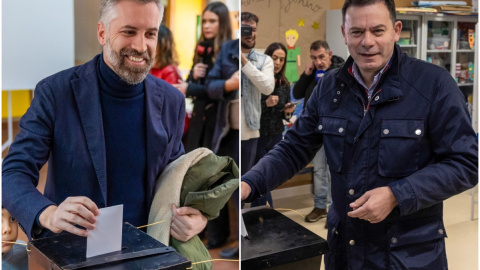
top-left (104, 40), bottom-right (153, 85)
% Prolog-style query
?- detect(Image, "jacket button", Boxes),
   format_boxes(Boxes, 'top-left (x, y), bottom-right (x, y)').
top-left (391, 237), bottom-right (398, 244)
top-left (338, 127), bottom-right (344, 133)
top-left (438, 229), bottom-right (444, 235)
top-left (337, 91), bottom-right (341, 95)
top-left (318, 125), bottom-right (323, 130)
top-left (349, 240), bottom-right (355, 245)
top-left (349, 189), bottom-right (354, 195)
top-left (415, 129), bottom-right (422, 136)
top-left (341, 83), bottom-right (345, 87)
top-left (383, 129), bottom-right (389, 135)
top-left (333, 98), bottom-right (338, 103)
top-left (374, 96), bottom-right (380, 101)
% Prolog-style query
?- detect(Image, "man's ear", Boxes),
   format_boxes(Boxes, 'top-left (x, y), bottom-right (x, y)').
top-left (341, 25), bottom-right (347, 45)
top-left (97, 22), bottom-right (106, 46)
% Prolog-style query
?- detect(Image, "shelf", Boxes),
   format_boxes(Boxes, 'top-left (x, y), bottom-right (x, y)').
top-left (427, 49), bottom-right (453, 53)
top-left (399, 44), bottom-right (418, 48)
top-left (458, 82), bottom-right (474, 86)
top-left (456, 49), bottom-right (475, 53)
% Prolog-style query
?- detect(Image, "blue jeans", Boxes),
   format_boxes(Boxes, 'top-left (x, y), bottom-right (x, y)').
top-left (313, 146), bottom-right (331, 209)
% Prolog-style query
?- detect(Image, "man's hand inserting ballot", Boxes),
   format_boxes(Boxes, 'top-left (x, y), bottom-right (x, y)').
top-left (39, 196), bottom-right (99, 237)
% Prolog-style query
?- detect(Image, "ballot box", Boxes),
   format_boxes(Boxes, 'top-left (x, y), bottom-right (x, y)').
top-left (27, 222), bottom-right (190, 270)
top-left (241, 206), bottom-right (329, 270)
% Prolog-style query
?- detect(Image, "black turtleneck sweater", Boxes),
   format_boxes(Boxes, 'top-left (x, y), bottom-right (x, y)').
top-left (97, 55), bottom-right (148, 227)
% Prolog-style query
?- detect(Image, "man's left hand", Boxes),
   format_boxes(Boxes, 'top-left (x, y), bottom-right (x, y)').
top-left (241, 54), bottom-right (248, 66)
top-left (170, 204), bottom-right (207, 242)
top-left (347, 186), bottom-right (398, 223)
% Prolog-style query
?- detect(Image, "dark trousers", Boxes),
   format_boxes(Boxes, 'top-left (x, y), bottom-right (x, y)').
top-left (250, 134), bottom-right (282, 207)
top-left (241, 137), bottom-right (258, 175)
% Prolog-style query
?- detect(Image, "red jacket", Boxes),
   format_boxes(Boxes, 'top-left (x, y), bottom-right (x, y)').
top-left (150, 65), bottom-right (182, 85)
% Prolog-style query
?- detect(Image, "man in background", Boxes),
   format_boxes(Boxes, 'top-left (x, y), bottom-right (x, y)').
top-left (293, 40), bottom-right (345, 224)
top-left (240, 11), bottom-right (275, 177)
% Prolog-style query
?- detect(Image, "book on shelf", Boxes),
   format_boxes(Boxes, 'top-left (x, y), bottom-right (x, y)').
top-left (435, 5), bottom-right (472, 11)
top-left (411, 1), bottom-right (467, 6)
top-left (396, 7), bottom-right (438, 13)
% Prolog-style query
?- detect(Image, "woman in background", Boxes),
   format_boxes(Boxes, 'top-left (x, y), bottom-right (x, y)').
top-left (251, 42), bottom-right (295, 207)
top-left (150, 25), bottom-right (182, 85)
top-left (174, 1), bottom-right (232, 152)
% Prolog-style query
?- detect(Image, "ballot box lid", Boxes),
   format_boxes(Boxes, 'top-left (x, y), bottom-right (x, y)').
top-left (28, 222), bottom-right (190, 270)
top-left (241, 206), bottom-right (329, 269)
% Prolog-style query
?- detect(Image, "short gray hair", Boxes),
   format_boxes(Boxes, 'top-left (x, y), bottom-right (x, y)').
top-left (99, 0), bottom-right (164, 31)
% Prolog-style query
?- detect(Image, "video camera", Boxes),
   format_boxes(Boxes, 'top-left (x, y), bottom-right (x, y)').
top-left (241, 24), bottom-right (253, 37)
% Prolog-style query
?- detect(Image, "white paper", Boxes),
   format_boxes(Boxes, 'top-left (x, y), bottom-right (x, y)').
top-left (241, 213), bottom-right (249, 238)
top-left (86, 205), bottom-right (123, 258)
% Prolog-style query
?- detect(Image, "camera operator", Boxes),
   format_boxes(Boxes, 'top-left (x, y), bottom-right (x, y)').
top-left (240, 12), bottom-right (275, 178)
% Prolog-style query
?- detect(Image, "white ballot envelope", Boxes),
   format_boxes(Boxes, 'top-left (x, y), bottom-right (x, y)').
top-left (241, 212), bottom-right (249, 238)
top-left (86, 204), bottom-right (123, 258)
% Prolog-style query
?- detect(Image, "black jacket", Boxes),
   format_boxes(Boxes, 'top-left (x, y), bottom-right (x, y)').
top-left (292, 55), bottom-right (345, 104)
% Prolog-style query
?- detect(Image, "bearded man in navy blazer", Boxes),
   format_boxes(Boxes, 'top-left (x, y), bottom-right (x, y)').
top-left (2, 0), bottom-right (207, 241)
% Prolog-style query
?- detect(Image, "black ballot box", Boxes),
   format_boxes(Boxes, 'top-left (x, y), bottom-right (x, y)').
top-left (27, 222), bottom-right (190, 270)
top-left (241, 206), bottom-right (329, 270)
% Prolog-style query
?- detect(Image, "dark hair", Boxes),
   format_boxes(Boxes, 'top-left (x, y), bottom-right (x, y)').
top-left (241, 12), bottom-right (259, 23)
top-left (342, 0), bottom-right (396, 25)
top-left (194, 1), bottom-right (232, 64)
top-left (153, 25), bottom-right (178, 69)
top-left (264, 42), bottom-right (289, 86)
top-left (310, 40), bottom-right (330, 52)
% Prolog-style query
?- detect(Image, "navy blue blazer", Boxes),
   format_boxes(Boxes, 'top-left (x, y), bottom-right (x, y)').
top-left (2, 54), bottom-right (186, 239)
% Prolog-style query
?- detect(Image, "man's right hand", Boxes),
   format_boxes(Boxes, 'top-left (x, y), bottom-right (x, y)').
top-left (241, 181), bottom-right (252, 201)
top-left (39, 197), bottom-right (99, 237)
top-left (304, 62), bottom-right (315, 76)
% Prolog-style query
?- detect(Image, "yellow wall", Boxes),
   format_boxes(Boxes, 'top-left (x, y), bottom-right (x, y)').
top-left (2, 90), bottom-right (31, 118)
top-left (171, 0), bottom-right (204, 76)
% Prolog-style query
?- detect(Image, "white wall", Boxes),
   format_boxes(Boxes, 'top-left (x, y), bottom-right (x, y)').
top-left (74, 0), bottom-right (102, 65)
top-left (326, 9), bottom-right (349, 61)
top-left (2, 0), bottom-right (75, 90)
top-left (225, 0), bottom-right (239, 11)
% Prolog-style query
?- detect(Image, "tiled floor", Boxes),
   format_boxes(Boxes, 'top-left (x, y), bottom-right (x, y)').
top-left (270, 185), bottom-right (478, 270)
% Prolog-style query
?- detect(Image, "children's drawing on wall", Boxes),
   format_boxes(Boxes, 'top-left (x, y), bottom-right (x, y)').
top-left (285, 29), bottom-right (301, 84)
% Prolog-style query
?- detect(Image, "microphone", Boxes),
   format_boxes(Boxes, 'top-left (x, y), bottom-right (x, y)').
top-left (315, 69), bottom-right (325, 83)
top-left (196, 41), bottom-right (214, 65)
